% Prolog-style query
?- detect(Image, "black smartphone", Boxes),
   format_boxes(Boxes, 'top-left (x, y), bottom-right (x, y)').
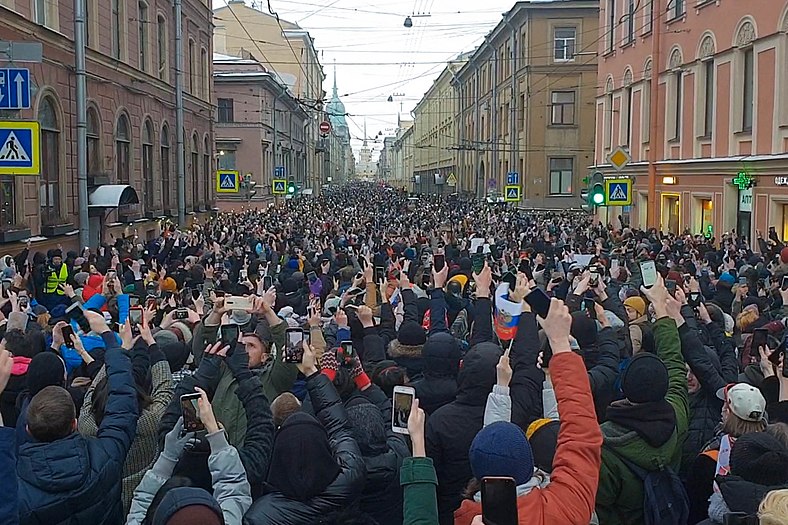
top-left (263, 275), bottom-right (274, 290)
top-left (738, 277), bottom-right (748, 285)
top-left (524, 288), bottom-right (551, 319)
top-left (284, 328), bottom-right (306, 363)
top-left (62, 324), bottom-right (76, 348)
top-left (688, 292), bottom-right (701, 308)
top-left (338, 340), bottom-right (354, 366)
top-left (129, 295), bottom-right (140, 307)
top-left (589, 267), bottom-right (599, 287)
top-left (307, 271), bottom-right (318, 284)
top-left (666, 280), bottom-right (677, 297)
top-left (375, 266), bottom-right (386, 282)
top-left (752, 328), bottom-right (769, 352)
top-left (220, 324), bottom-right (240, 345)
top-left (472, 253), bottom-right (485, 274)
top-left (782, 276), bottom-right (788, 291)
top-left (180, 393), bottom-right (205, 433)
top-left (173, 308), bottom-right (189, 320)
top-left (481, 477), bottom-right (518, 525)
top-left (584, 297), bottom-right (597, 319)
top-left (191, 287), bottom-right (201, 300)
top-left (66, 302), bottom-right (91, 333)
top-left (128, 306), bottom-right (143, 336)
top-left (501, 272), bottom-right (517, 292)
top-left (433, 254), bottom-right (445, 272)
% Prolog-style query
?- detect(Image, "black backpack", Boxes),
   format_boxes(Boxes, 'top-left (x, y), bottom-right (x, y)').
top-left (606, 446), bottom-right (689, 525)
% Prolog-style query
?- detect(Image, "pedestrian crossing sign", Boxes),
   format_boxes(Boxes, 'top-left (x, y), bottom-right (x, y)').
top-left (272, 179), bottom-right (287, 195)
top-left (504, 185), bottom-right (521, 202)
top-left (216, 170), bottom-right (240, 193)
top-left (0, 121), bottom-right (39, 175)
top-left (605, 178), bottom-right (632, 206)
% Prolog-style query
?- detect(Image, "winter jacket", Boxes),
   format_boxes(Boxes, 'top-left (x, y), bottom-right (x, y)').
top-left (1, 356), bottom-right (30, 428)
top-left (401, 456), bottom-right (440, 525)
top-left (0, 427), bottom-right (18, 525)
top-left (595, 317), bottom-right (688, 525)
top-left (454, 351), bottom-right (603, 525)
top-left (426, 342), bottom-right (502, 525)
top-left (510, 311), bottom-right (546, 429)
top-left (412, 332), bottom-right (461, 415)
top-left (125, 429), bottom-right (252, 525)
top-left (585, 326), bottom-right (622, 421)
top-left (17, 332), bottom-right (138, 525)
top-left (628, 315), bottom-right (654, 355)
top-left (242, 373), bottom-right (366, 525)
top-left (78, 354), bottom-right (173, 513)
top-left (694, 474), bottom-right (788, 525)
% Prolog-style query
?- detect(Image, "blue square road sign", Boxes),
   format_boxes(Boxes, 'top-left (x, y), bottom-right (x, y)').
top-left (0, 69), bottom-right (31, 110)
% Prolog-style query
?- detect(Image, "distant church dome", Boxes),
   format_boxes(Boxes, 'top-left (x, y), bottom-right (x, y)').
top-left (327, 63), bottom-right (350, 141)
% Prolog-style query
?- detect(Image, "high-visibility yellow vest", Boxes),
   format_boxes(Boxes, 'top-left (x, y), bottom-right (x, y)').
top-left (45, 264), bottom-right (68, 294)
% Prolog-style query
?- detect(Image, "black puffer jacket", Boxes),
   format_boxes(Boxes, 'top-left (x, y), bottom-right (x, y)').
top-left (695, 475), bottom-right (788, 524)
top-left (425, 342), bottom-right (501, 525)
top-left (412, 332), bottom-right (461, 415)
top-left (243, 373), bottom-right (366, 525)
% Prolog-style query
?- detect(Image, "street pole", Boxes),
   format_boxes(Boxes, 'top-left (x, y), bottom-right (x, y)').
top-left (74, 0), bottom-right (89, 247)
top-left (647, 0), bottom-right (662, 229)
top-left (174, 0), bottom-right (186, 226)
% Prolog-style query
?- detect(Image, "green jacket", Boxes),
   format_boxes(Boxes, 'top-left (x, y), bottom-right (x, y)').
top-left (401, 456), bottom-right (439, 525)
top-left (208, 320), bottom-right (298, 447)
top-left (595, 317), bottom-right (689, 525)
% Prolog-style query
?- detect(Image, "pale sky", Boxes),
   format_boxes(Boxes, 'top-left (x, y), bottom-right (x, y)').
top-left (213, 0), bottom-right (517, 159)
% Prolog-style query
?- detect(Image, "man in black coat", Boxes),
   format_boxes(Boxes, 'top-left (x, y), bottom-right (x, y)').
top-left (16, 312), bottom-right (138, 525)
top-left (412, 332), bottom-right (461, 415)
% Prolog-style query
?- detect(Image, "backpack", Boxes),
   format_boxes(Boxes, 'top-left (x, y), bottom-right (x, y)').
top-left (606, 446), bottom-right (689, 525)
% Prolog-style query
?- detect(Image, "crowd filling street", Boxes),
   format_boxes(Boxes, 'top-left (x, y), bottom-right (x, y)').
top-left (2, 182), bottom-right (788, 524)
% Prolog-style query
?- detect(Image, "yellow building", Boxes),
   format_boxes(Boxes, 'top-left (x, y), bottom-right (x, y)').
top-left (213, 0), bottom-right (333, 192)
top-left (455, 0), bottom-right (599, 207)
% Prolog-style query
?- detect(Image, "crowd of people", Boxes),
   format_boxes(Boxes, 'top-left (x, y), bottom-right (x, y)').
top-left (1, 182), bottom-right (788, 524)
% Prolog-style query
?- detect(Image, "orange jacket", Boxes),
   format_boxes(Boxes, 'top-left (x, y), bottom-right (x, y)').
top-left (454, 351), bottom-right (603, 525)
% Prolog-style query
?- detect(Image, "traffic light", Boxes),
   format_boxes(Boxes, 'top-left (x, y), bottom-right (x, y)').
top-left (287, 176), bottom-right (296, 195)
top-left (588, 171), bottom-right (606, 207)
top-left (244, 174), bottom-right (257, 199)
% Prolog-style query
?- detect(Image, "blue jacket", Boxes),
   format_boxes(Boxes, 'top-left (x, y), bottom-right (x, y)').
top-left (16, 332), bottom-right (139, 525)
top-left (0, 426), bottom-right (18, 525)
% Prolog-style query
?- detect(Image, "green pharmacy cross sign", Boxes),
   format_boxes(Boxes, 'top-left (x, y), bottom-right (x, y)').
top-left (733, 171), bottom-right (755, 190)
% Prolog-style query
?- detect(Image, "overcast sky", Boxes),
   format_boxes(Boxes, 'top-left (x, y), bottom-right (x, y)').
top-left (213, 0), bottom-right (516, 158)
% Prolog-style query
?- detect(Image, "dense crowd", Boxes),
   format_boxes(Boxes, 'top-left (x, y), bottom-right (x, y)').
top-left (2, 182), bottom-right (788, 525)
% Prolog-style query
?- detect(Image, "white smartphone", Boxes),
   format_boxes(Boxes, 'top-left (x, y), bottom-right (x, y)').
top-left (225, 295), bottom-right (253, 310)
top-left (640, 260), bottom-right (658, 288)
top-left (392, 385), bottom-right (416, 435)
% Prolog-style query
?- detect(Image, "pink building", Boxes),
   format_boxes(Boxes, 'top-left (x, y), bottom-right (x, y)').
top-left (595, 0), bottom-right (788, 241)
top-left (0, 0), bottom-right (213, 249)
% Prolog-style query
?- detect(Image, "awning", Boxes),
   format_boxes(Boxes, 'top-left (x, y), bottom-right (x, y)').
top-left (88, 185), bottom-right (140, 208)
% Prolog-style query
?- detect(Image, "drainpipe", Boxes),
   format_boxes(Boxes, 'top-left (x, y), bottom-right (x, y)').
top-left (174, 0), bottom-right (185, 225)
top-left (74, 0), bottom-right (89, 246)
top-left (647, 0), bottom-right (662, 228)
top-left (506, 18), bottom-right (517, 202)
top-left (474, 62), bottom-right (481, 198)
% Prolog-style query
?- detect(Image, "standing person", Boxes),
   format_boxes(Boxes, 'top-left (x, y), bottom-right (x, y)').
top-left (39, 249), bottom-right (72, 311)
top-left (16, 312), bottom-right (138, 525)
top-left (0, 343), bottom-right (18, 525)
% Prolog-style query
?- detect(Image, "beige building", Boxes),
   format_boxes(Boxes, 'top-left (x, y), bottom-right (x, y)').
top-left (390, 119), bottom-right (414, 189)
top-left (213, 0), bottom-right (327, 192)
top-left (455, 0), bottom-right (599, 207)
top-left (412, 57), bottom-right (467, 194)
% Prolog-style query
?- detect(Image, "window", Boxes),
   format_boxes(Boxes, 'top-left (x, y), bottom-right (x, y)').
top-left (200, 48), bottom-right (208, 99)
top-left (203, 137), bottom-right (211, 205)
top-left (34, 0), bottom-right (47, 26)
top-left (217, 98), bottom-right (234, 123)
top-left (518, 93), bottom-right (525, 131)
top-left (161, 125), bottom-right (171, 211)
top-left (188, 39), bottom-right (195, 93)
top-left (138, 2), bottom-right (148, 72)
top-left (0, 175), bottom-right (15, 226)
top-left (116, 114), bottom-right (130, 184)
top-left (626, 0), bottom-right (636, 43)
top-left (554, 28), bottom-right (576, 61)
top-left (742, 49), bottom-right (754, 132)
top-left (549, 158), bottom-right (573, 195)
top-left (671, 0), bottom-right (685, 19)
top-left (551, 91), bottom-right (575, 125)
top-left (87, 107), bottom-right (101, 175)
top-left (38, 97), bottom-right (61, 222)
top-left (703, 60), bottom-right (714, 137)
top-left (606, 0), bottom-right (615, 52)
top-left (157, 15), bottom-right (168, 81)
top-left (645, 0), bottom-right (654, 33)
top-left (191, 135), bottom-right (199, 208)
top-left (85, 0), bottom-right (93, 46)
top-left (217, 149), bottom-right (236, 171)
top-left (112, 0), bottom-right (123, 60)
top-left (623, 86), bottom-right (633, 146)
top-left (142, 120), bottom-right (154, 212)
top-left (673, 71), bottom-right (683, 140)
top-left (605, 92), bottom-right (613, 148)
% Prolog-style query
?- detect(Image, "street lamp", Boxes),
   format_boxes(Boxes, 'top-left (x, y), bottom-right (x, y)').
top-left (403, 14), bottom-right (431, 27)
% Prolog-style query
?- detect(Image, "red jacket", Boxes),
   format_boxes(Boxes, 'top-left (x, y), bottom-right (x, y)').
top-left (454, 351), bottom-right (603, 525)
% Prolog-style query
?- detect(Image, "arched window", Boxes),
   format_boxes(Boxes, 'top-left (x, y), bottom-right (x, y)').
top-left (161, 124), bottom-right (171, 211)
top-left (116, 114), bottom-right (130, 184)
top-left (191, 134), bottom-right (199, 208)
top-left (87, 107), bottom-right (101, 175)
top-left (142, 120), bottom-right (154, 213)
top-left (203, 136), bottom-right (211, 206)
top-left (39, 96), bottom-right (61, 222)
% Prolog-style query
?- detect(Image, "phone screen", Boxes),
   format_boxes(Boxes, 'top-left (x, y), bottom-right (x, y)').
top-left (584, 298), bottom-right (596, 319)
top-left (472, 254), bottom-right (485, 274)
top-left (129, 295), bottom-right (140, 307)
top-left (180, 393), bottom-right (205, 433)
top-left (392, 388), bottom-right (414, 433)
top-left (375, 266), bottom-right (385, 282)
top-left (782, 276), bottom-right (788, 291)
top-left (752, 328), bottom-right (769, 351)
top-left (62, 325), bottom-right (75, 348)
top-left (307, 271), bottom-right (318, 284)
top-left (434, 254), bottom-right (445, 272)
top-left (501, 272), bottom-right (517, 292)
top-left (640, 260), bottom-right (658, 288)
top-left (338, 341), bottom-right (354, 366)
top-left (284, 329), bottom-right (305, 363)
top-left (665, 280), bottom-right (677, 297)
top-left (191, 288), bottom-right (201, 300)
top-left (220, 324), bottom-right (240, 345)
top-left (524, 288), bottom-right (551, 318)
top-left (129, 308), bottom-right (143, 325)
top-left (481, 477), bottom-right (518, 525)
top-left (263, 275), bottom-right (274, 289)
top-left (66, 302), bottom-right (91, 333)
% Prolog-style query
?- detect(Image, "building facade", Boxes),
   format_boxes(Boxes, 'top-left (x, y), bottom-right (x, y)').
top-left (356, 134), bottom-right (376, 180)
top-left (213, 53), bottom-right (307, 209)
top-left (389, 119), bottom-right (413, 189)
top-left (0, 0), bottom-right (213, 248)
top-left (412, 57), bottom-right (466, 195)
top-left (324, 67), bottom-right (354, 185)
top-left (214, 0), bottom-right (325, 191)
top-left (595, 0), bottom-right (788, 240)
top-left (377, 137), bottom-right (394, 181)
top-left (455, 0), bottom-right (599, 207)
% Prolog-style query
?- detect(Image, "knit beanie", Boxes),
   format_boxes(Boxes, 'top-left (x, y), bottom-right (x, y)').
top-left (624, 296), bottom-right (646, 317)
top-left (730, 432), bottom-right (788, 486)
top-left (621, 353), bottom-right (669, 403)
top-left (152, 487), bottom-right (223, 525)
top-left (346, 398), bottom-right (387, 456)
top-left (397, 320), bottom-right (427, 346)
top-left (469, 421), bottom-right (533, 485)
top-left (526, 419), bottom-right (560, 473)
top-left (161, 277), bottom-right (178, 293)
top-left (27, 352), bottom-right (66, 397)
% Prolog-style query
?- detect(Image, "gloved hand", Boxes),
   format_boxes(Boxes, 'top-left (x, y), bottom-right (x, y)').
top-left (161, 417), bottom-right (191, 464)
top-left (227, 341), bottom-right (252, 382)
top-left (321, 349), bottom-right (340, 381)
top-left (349, 356), bottom-right (371, 391)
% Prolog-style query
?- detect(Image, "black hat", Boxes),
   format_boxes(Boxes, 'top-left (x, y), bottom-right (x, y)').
top-left (621, 353), bottom-right (669, 403)
top-left (397, 320), bottom-right (427, 347)
top-left (730, 432), bottom-right (788, 486)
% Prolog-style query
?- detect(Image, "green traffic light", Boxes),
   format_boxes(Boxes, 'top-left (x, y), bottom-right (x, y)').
top-left (592, 192), bottom-right (605, 205)
top-left (287, 185), bottom-right (295, 194)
